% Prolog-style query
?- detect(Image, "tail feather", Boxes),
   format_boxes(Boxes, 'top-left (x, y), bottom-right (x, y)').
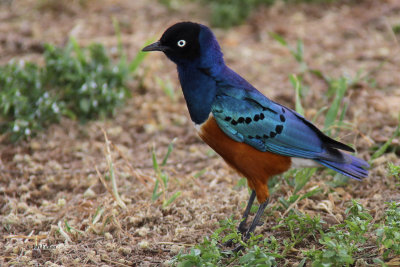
top-left (316, 154), bottom-right (369, 181)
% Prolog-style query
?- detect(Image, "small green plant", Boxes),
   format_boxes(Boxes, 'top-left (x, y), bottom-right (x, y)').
top-left (0, 36), bottom-right (147, 142)
top-left (273, 212), bottom-right (324, 256)
top-left (173, 199), bottom-right (400, 265)
top-left (271, 34), bottom-right (308, 73)
top-left (273, 33), bottom-right (352, 138)
top-left (173, 217), bottom-right (280, 266)
top-left (0, 60), bottom-right (62, 142)
top-left (43, 39), bottom-right (129, 120)
top-left (151, 139), bottom-right (181, 208)
top-left (276, 167), bottom-right (320, 213)
top-left (238, 245), bottom-right (277, 266)
top-left (392, 24), bottom-right (400, 34)
top-left (371, 114), bottom-right (400, 161)
top-left (323, 77), bottom-right (349, 136)
top-left (289, 74), bottom-right (305, 116)
top-left (173, 218), bottom-right (235, 266)
top-left (306, 200), bottom-right (373, 266)
top-left (376, 202), bottom-right (400, 259)
top-left (388, 162), bottom-right (400, 178)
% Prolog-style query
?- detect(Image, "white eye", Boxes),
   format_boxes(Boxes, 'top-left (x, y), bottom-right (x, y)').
top-left (177, 40), bottom-right (186, 47)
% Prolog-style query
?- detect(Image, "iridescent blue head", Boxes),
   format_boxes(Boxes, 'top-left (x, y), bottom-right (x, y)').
top-left (143, 22), bottom-right (225, 124)
top-left (142, 22), bottom-right (224, 67)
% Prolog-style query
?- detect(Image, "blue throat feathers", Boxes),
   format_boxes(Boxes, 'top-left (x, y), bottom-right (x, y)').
top-left (176, 26), bottom-right (224, 125)
top-left (177, 63), bottom-right (217, 124)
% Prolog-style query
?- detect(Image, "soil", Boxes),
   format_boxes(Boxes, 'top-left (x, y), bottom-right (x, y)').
top-left (1, 0), bottom-right (400, 266)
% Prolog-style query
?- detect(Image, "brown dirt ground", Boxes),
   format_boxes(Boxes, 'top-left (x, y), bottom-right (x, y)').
top-left (1, 0), bottom-right (400, 266)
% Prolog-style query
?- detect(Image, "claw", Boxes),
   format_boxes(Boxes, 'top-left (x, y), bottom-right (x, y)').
top-left (232, 244), bottom-right (245, 253)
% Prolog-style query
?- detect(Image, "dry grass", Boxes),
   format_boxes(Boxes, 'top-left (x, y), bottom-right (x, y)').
top-left (1, 0), bottom-right (400, 266)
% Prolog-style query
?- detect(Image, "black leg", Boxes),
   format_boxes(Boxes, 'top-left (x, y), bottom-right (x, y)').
top-left (223, 190), bottom-right (256, 247)
top-left (233, 198), bottom-right (269, 253)
top-left (244, 198), bottom-right (269, 239)
top-left (237, 190), bottom-right (256, 234)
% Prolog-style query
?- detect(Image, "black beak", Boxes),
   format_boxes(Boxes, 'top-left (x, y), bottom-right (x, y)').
top-left (142, 41), bottom-right (167, 52)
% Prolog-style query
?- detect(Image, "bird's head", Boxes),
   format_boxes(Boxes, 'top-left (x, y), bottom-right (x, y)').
top-left (142, 22), bottom-right (224, 67)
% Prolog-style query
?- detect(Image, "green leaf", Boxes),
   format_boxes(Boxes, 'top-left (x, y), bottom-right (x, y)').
top-left (151, 180), bottom-right (161, 201)
top-left (163, 191), bottom-right (181, 208)
top-left (162, 138), bottom-right (175, 166)
top-left (129, 39), bottom-right (153, 73)
top-left (79, 98), bottom-right (90, 113)
top-left (324, 77), bottom-right (348, 134)
top-left (294, 168), bottom-right (316, 194)
top-left (289, 74), bottom-right (304, 116)
top-left (371, 114), bottom-right (400, 160)
top-left (270, 32), bottom-right (288, 46)
top-left (152, 148), bottom-right (160, 173)
top-left (295, 39), bottom-right (304, 63)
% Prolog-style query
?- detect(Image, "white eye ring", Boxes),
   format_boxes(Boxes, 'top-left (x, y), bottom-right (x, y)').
top-left (177, 40), bottom-right (186, 47)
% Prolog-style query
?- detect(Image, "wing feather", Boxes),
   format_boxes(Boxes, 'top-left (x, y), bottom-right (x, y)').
top-left (212, 93), bottom-right (352, 163)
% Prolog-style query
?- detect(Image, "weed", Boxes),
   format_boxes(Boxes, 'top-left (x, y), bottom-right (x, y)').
top-left (272, 33), bottom-right (359, 138)
top-left (306, 200), bottom-right (373, 266)
top-left (151, 139), bottom-right (182, 208)
top-left (387, 162), bottom-right (400, 178)
top-left (277, 36), bottom-right (351, 137)
top-left (173, 217), bottom-right (279, 266)
top-left (276, 168), bottom-right (320, 213)
top-left (323, 77), bottom-right (349, 136)
top-left (376, 202), bottom-right (400, 259)
top-left (271, 34), bottom-right (308, 73)
top-left (371, 114), bottom-right (400, 161)
top-left (0, 60), bottom-right (62, 142)
top-left (273, 213), bottom-right (324, 256)
top-left (392, 24), bottom-right (400, 34)
top-left (193, 168), bottom-right (207, 179)
top-left (172, 200), bottom-right (400, 265)
top-left (102, 130), bottom-right (127, 209)
top-left (173, 218), bottom-right (233, 266)
top-left (289, 74), bottom-right (305, 116)
top-left (238, 245), bottom-right (277, 266)
top-left (64, 219), bottom-right (84, 236)
top-left (0, 33), bottom-right (147, 142)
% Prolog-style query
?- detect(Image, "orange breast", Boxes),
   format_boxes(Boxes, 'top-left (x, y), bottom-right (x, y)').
top-left (197, 116), bottom-right (292, 203)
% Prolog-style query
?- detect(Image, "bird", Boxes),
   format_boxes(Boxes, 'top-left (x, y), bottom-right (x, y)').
top-left (142, 21), bottom-right (369, 250)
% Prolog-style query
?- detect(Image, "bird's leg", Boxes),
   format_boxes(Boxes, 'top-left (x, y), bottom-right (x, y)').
top-left (223, 190), bottom-right (256, 247)
top-left (233, 198), bottom-right (269, 253)
top-left (237, 190), bottom-right (256, 234)
top-left (244, 198), bottom-right (269, 239)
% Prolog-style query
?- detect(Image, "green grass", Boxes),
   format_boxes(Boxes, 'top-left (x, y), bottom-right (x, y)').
top-left (0, 26), bottom-right (148, 142)
top-left (151, 139), bottom-right (182, 209)
top-left (271, 33), bottom-right (364, 140)
top-left (173, 199), bottom-right (400, 266)
top-left (371, 114), bottom-right (400, 161)
top-left (376, 202), bottom-right (400, 259)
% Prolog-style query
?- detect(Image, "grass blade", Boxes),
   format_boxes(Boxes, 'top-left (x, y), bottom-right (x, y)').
top-left (371, 114), bottom-right (400, 160)
top-left (289, 74), bottom-right (304, 116)
top-left (161, 138), bottom-right (176, 166)
top-left (324, 77), bottom-right (348, 135)
top-left (129, 39), bottom-right (153, 73)
top-left (163, 191), bottom-right (181, 208)
top-left (270, 32), bottom-right (288, 46)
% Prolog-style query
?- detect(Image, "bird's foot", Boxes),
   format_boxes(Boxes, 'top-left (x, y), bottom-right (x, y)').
top-left (232, 244), bottom-right (245, 253)
top-left (222, 225), bottom-right (247, 247)
top-left (227, 233), bottom-right (250, 253)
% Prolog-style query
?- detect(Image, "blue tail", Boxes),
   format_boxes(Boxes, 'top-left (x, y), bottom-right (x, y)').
top-left (316, 153), bottom-right (369, 181)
